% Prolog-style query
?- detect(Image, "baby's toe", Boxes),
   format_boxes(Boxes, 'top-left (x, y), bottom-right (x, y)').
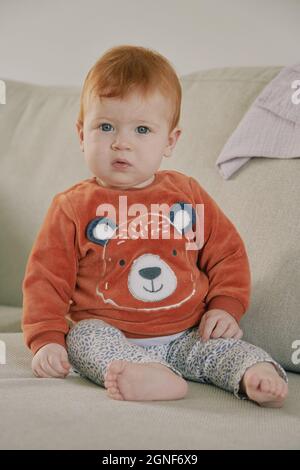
top-left (269, 380), bottom-right (277, 395)
top-left (271, 378), bottom-right (287, 397)
top-left (275, 381), bottom-right (283, 397)
top-left (106, 388), bottom-right (124, 400)
top-left (279, 382), bottom-right (288, 399)
top-left (104, 365), bottom-right (118, 382)
top-left (104, 377), bottom-right (115, 387)
top-left (260, 378), bottom-right (271, 394)
top-left (247, 373), bottom-right (260, 390)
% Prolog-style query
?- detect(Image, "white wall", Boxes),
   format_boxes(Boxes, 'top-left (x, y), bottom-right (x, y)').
top-left (1, 0), bottom-right (299, 86)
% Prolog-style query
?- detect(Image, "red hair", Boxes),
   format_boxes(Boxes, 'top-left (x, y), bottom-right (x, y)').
top-left (77, 44), bottom-right (182, 133)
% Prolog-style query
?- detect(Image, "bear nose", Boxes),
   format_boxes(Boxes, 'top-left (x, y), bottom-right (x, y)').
top-left (139, 267), bottom-right (161, 280)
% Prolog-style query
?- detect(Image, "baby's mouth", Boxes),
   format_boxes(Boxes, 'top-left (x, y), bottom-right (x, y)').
top-left (112, 160), bottom-right (132, 169)
top-left (112, 162), bottom-right (131, 171)
top-left (113, 162), bottom-right (130, 166)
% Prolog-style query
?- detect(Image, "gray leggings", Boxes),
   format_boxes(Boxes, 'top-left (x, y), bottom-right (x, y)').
top-left (66, 319), bottom-right (288, 400)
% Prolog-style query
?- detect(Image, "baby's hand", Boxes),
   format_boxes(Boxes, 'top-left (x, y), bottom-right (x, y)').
top-left (198, 308), bottom-right (243, 342)
top-left (32, 343), bottom-right (71, 378)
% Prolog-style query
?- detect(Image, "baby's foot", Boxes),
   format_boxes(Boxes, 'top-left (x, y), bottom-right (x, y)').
top-left (104, 359), bottom-right (188, 402)
top-left (240, 362), bottom-right (288, 407)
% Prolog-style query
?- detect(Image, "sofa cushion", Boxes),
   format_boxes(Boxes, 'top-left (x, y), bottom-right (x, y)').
top-left (0, 306), bottom-right (22, 333)
top-left (0, 80), bottom-right (91, 307)
top-left (0, 332), bottom-right (300, 450)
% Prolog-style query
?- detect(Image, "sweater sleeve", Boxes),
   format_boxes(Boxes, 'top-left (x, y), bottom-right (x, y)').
top-left (189, 176), bottom-right (251, 322)
top-left (22, 193), bottom-right (78, 355)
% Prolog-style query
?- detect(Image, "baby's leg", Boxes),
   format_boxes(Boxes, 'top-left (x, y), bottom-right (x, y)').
top-left (165, 329), bottom-right (288, 406)
top-left (66, 319), bottom-right (187, 401)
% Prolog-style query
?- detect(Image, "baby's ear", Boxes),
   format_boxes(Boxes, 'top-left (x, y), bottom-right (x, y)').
top-left (76, 120), bottom-right (84, 152)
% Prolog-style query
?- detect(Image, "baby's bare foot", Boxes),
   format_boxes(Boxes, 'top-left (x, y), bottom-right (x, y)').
top-left (104, 359), bottom-right (188, 402)
top-left (240, 362), bottom-right (288, 408)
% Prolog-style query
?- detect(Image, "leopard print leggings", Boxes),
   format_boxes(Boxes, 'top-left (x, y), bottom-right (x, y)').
top-left (66, 319), bottom-right (288, 400)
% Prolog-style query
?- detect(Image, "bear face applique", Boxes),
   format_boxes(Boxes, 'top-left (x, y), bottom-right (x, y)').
top-left (85, 202), bottom-right (207, 313)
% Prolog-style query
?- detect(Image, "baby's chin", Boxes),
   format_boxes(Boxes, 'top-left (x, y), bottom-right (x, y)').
top-left (96, 174), bottom-right (155, 189)
top-left (130, 174), bottom-right (156, 188)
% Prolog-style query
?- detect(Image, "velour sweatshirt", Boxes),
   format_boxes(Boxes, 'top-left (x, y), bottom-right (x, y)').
top-left (22, 170), bottom-right (251, 355)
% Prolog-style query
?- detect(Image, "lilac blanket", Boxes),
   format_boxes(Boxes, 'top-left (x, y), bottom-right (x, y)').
top-left (216, 64), bottom-right (300, 179)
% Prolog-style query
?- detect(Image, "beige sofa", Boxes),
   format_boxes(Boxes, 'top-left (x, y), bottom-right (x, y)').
top-left (1, 66), bottom-right (300, 450)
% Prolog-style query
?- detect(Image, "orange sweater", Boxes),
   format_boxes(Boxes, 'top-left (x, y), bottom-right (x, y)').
top-left (22, 170), bottom-right (251, 355)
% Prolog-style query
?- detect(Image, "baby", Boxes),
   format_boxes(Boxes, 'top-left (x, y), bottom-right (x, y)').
top-left (22, 45), bottom-right (288, 407)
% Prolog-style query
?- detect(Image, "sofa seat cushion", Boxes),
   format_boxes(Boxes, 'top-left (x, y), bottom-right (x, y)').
top-left (1, 332), bottom-right (300, 450)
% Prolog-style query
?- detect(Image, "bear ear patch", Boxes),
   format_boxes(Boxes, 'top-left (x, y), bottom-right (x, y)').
top-left (169, 202), bottom-right (196, 234)
top-left (86, 217), bottom-right (117, 246)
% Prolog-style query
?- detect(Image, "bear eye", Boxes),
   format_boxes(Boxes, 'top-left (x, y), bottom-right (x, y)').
top-left (172, 249), bottom-right (177, 256)
top-left (119, 259), bottom-right (126, 266)
top-left (169, 202), bottom-right (196, 235)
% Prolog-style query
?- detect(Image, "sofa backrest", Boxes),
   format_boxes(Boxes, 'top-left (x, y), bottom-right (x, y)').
top-left (1, 67), bottom-right (299, 372)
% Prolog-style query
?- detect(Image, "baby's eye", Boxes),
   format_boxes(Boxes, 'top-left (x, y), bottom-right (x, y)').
top-left (136, 126), bottom-right (151, 135)
top-left (99, 123), bottom-right (151, 134)
top-left (99, 123), bottom-right (113, 132)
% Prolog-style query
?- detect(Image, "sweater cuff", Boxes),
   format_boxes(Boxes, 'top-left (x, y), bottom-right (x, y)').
top-left (207, 295), bottom-right (245, 322)
top-left (30, 331), bottom-right (67, 356)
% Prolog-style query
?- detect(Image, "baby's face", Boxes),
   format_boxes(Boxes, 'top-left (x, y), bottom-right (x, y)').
top-left (77, 89), bottom-right (181, 189)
